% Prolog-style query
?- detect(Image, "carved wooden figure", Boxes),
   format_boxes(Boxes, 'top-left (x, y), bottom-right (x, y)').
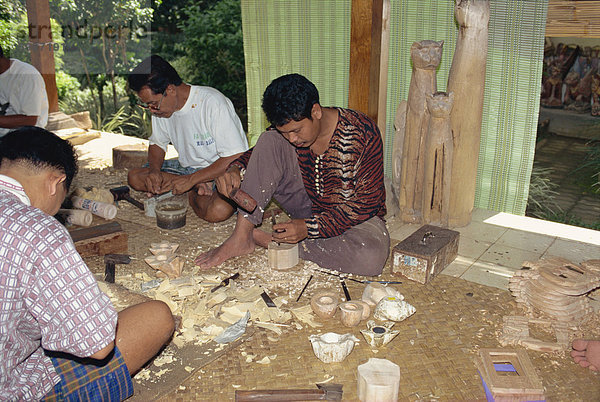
top-left (391, 100), bottom-right (407, 202)
top-left (447, 0), bottom-right (490, 227)
top-left (422, 92), bottom-right (454, 227)
top-left (398, 40), bottom-right (443, 223)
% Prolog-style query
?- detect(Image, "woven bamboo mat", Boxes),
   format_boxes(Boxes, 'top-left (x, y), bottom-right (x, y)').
top-left (73, 169), bottom-right (600, 401)
top-left (155, 274), bottom-right (600, 401)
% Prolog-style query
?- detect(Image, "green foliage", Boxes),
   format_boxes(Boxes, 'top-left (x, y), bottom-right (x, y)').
top-left (577, 140), bottom-right (600, 193)
top-left (178, 0), bottom-right (246, 127)
top-left (542, 211), bottom-right (600, 231)
top-left (526, 165), bottom-right (562, 220)
top-left (56, 71), bottom-right (81, 100)
top-left (123, 106), bottom-right (152, 139)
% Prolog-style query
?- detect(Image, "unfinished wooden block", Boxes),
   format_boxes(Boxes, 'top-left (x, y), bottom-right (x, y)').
top-left (499, 315), bottom-right (570, 352)
top-left (149, 241), bottom-right (179, 256)
top-left (476, 348), bottom-right (545, 402)
top-left (144, 254), bottom-right (184, 279)
top-left (70, 222), bottom-right (128, 257)
top-left (268, 241), bottom-right (299, 270)
top-left (392, 224), bottom-right (459, 284)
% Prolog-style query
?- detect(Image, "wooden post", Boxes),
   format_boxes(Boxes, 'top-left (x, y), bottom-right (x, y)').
top-left (447, 0), bottom-right (490, 227)
top-left (349, 0), bottom-right (387, 126)
top-left (25, 0), bottom-right (58, 113)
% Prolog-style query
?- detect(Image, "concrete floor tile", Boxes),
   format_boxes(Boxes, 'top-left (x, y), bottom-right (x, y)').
top-left (543, 238), bottom-right (600, 263)
top-left (387, 220), bottom-right (420, 242)
top-left (471, 208), bottom-right (501, 222)
top-left (495, 229), bottom-right (555, 254)
top-left (478, 243), bottom-right (543, 269)
top-left (458, 236), bottom-right (492, 260)
top-left (453, 221), bottom-right (507, 243)
top-left (459, 260), bottom-right (515, 290)
top-left (441, 255), bottom-right (475, 278)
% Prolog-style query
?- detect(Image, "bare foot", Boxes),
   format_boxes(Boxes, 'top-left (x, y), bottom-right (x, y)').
top-left (194, 214), bottom-right (256, 270)
top-left (571, 339), bottom-right (600, 371)
top-left (194, 234), bottom-right (255, 269)
top-left (253, 228), bottom-right (273, 248)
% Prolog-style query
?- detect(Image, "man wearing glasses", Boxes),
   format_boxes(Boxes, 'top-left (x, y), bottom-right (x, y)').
top-left (127, 55), bottom-right (248, 222)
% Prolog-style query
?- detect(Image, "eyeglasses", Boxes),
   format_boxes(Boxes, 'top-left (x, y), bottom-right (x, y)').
top-left (137, 91), bottom-right (166, 111)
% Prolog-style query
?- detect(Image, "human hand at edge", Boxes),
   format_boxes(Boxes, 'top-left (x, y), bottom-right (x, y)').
top-left (271, 218), bottom-right (308, 244)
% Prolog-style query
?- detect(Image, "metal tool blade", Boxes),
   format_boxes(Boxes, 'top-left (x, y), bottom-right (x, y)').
top-left (211, 272), bottom-right (240, 292)
top-left (261, 290), bottom-right (277, 307)
top-left (296, 275), bottom-right (313, 302)
top-left (340, 279), bottom-right (351, 301)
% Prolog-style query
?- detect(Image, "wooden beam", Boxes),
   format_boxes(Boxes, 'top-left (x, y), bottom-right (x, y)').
top-left (547, 0), bottom-right (600, 38)
top-left (349, 0), bottom-right (386, 125)
top-left (25, 0), bottom-right (58, 112)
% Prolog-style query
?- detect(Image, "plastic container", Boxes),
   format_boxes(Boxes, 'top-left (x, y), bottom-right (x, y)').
top-left (357, 358), bottom-right (400, 402)
top-left (57, 209), bottom-right (93, 226)
top-left (155, 194), bottom-right (188, 229)
top-left (71, 196), bottom-right (117, 220)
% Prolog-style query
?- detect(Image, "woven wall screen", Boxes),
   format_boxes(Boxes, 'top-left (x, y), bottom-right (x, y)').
top-left (242, 0), bottom-right (548, 215)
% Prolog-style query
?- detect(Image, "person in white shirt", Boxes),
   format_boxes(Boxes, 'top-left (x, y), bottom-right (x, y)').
top-left (127, 55), bottom-right (249, 222)
top-left (0, 46), bottom-right (49, 137)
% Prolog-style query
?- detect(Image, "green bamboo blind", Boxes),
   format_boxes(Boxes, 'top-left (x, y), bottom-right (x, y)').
top-left (241, 0), bottom-right (351, 146)
top-left (242, 0), bottom-right (548, 215)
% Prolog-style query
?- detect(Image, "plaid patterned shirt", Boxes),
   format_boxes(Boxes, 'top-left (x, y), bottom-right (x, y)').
top-left (0, 175), bottom-right (118, 400)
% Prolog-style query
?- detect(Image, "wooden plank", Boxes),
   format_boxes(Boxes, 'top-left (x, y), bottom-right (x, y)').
top-left (547, 0), bottom-right (600, 38)
top-left (349, 0), bottom-right (385, 123)
top-left (70, 222), bottom-right (128, 257)
top-left (69, 221), bottom-right (123, 243)
top-left (74, 231), bottom-right (128, 258)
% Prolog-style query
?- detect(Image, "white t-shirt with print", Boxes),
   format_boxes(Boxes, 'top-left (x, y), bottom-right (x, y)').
top-left (150, 85), bottom-right (248, 169)
top-left (0, 59), bottom-right (49, 137)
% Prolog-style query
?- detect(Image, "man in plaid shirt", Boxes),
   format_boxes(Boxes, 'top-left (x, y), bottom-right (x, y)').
top-left (0, 127), bottom-right (175, 400)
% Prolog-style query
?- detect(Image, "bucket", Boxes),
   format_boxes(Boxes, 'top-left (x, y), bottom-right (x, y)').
top-left (155, 194), bottom-right (188, 229)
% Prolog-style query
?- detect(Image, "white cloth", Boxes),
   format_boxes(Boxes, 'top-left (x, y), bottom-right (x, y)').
top-left (0, 59), bottom-right (49, 137)
top-left (150, 85), bottom-right (248, 169)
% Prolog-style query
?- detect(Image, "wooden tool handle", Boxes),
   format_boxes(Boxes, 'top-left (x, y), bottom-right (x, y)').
top-left (235, 389), bottom-right (326, 401)
top-left (230, 188), bottom-right (257, 213)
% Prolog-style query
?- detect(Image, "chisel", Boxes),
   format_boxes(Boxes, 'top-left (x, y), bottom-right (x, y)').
top-left (211, 272), bottom-right (240, 292)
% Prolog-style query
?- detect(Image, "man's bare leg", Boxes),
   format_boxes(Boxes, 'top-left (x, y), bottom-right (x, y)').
top-left (188, 190), bottom-right (235, 223)
top-left (194, 213), bottom-right (257, 269)
top-left (571, 339), bottom-right (600, 371)
top-left (115, 300), bottom-right (175, 375)
top-left (253, 228), bottom-right (273, 248)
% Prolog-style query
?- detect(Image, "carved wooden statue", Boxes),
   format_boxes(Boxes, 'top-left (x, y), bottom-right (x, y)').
top-left (391, 100), bottom-right (407, 202)
top-left (564, 68), bottom-right (596, 113)
top-left (422, 92), bottom-right (454, 227)
top-left (398, 40), bottom-right (443, 223)
top-left (447, 0), bottom-right (490, 227)
top-left (591, 73), bottom-right (600, 116)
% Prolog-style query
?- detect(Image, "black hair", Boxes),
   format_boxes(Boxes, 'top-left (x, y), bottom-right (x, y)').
top-left (0, 45), bottom-right (3, 58)
top-left (261, 73), bottom-right (320, 127)
top-left (0, 126), bottom-right (78, 190)
top-left (128, 55), bottom-right (183, 94)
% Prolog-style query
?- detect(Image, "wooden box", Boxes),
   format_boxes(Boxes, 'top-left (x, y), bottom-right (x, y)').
top-left (391, 224), bottom-right (459, 284)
